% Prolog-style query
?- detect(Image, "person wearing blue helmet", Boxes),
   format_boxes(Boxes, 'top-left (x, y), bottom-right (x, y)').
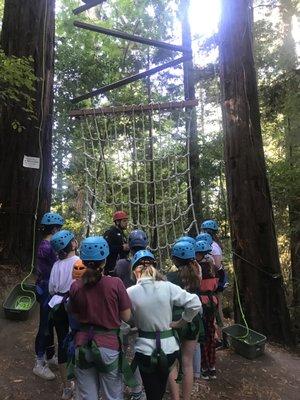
top-left (69, 236), bottom-right (133, 400)
top-left (194, 240), bottom-right (219, 380)
top-left (167, 241), bottom-right (202, 400)
top-left (33, 212), bottom-right (64, 381)
top-left (193, 238), bottom-right (214, 381)
top-left (200, 219), bottom-right (218, 232)
top-left (195, 240), bottom-right (212, 255)
top-left (114, 229), bottom-right (148, 289)
top-left (201, 220), bottom-right (227, 348)
top-left (200, 220), bottom-right (223, 269)
top-left (127, 250), bottom-right (201, 400)
top-left (48, 230), bottom-right (79, 399)
top-left (175, 235), bottom-right (196, 246)
top-left (195, 232), bottom-right (213, 246)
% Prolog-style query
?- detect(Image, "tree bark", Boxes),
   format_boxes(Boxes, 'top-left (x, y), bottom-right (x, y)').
top-left (180, 0), bottom-right (203, 233)
top-left (279, 1), bottom-right (300, 317)
top-left (0, 0), bottom-right (55, 267)
top-left (219, 0), bottom-right (292, 343)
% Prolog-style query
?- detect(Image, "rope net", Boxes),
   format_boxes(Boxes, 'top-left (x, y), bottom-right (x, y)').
top-left (78, 105), bottom-right (198, 264)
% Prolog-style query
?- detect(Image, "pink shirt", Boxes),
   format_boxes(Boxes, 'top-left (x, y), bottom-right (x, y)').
top-left (70, 275), bottom-right (131, 350)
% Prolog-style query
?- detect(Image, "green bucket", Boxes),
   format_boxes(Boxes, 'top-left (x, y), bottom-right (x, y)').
top-left (222, 324), bottom-right (267, 359)
top-left (3, 283), bottom-right (36, 321)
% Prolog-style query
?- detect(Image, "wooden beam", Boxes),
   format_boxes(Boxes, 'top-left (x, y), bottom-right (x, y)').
top-left (71, 55), bottom-right (191, 103)
top-left (73, 21), bottom-right (190, 53)
top-left (69, 100), bottom-right (198, 118)
top-left (73, 0), bottom-right (106, 15)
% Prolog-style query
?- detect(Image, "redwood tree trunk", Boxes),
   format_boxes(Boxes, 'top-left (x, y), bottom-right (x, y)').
top-left (180, 0), bottom-right (203, 232)
top-left (0, 0), bottom-right (55, 267)
top-left (219, 0), bottom-right (292, 343)
top-left (280, 1), bottom-right (300, 319)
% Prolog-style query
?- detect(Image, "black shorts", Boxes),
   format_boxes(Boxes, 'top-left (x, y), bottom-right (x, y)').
top-left (177, 313), bottom-right (202, 342)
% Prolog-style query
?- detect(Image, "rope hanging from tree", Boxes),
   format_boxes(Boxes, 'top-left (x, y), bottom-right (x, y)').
top-left (75, 104), bottom-right (198, 265)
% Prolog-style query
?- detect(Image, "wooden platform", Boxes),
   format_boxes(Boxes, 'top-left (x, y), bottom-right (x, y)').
top-left (69, 99), bottom-right (198, 118)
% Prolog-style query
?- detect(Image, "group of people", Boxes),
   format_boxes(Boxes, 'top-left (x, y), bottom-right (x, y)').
top-left (33, 210), bottom-right (226, 400)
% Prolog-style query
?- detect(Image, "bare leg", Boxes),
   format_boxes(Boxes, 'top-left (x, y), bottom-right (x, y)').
top-left (193, 343), bottom-right (201, 378)
top-left (167, 360), bottom-right (180, 400)
top-left (182, 340), bottom-right (197, 400)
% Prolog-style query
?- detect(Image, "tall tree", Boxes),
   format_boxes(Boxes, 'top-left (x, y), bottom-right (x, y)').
top-left (180, 0), bottom-right (203, 231)
top-left (219, 0), bottom-right (292, 343)
top-left (279, 0), bottom-right (300, 319)
top-left (0, 0), bottom-right (55, 266)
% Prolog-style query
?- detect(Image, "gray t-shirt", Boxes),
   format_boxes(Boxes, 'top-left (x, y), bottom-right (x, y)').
top-left (114, 258), bottom-right (135, 288)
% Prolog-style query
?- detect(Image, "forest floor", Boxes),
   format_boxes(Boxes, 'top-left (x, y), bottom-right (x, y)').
top-left (0, 265), bottom-right (299, 400)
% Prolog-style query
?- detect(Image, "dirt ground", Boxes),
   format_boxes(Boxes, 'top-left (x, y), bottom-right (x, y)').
top-left (0, 266), bottom-right (299, 400)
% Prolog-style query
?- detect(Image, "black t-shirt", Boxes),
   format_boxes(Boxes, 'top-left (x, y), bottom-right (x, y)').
top-left (103, 225), bottom-right (129, 274)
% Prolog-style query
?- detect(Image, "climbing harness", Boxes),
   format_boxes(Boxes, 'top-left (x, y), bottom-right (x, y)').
top-left (199, 290), bottom-right (222, 328)
top-left (67, 323), bottom-right (136, 387)
top-left (131, 328), bottom-right (182, 382)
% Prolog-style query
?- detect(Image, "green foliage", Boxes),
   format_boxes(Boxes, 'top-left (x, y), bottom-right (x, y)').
top-left (0, 48), bottom-right (37, 129)
top-left (0, 0), bottom-right (3, 20)
top-left (252, 0), bottom-right (300, 295)
top-left (51, 0), bottom-right (299, 276)
top-left (52, 0), bottom-right (183, 233)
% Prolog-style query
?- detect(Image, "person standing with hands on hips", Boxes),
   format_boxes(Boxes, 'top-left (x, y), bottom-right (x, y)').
top-left (103, 211), bottom-right (130, 275)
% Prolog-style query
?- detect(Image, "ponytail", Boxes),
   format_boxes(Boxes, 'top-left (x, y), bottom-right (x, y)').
top-left (200, 260), bottom-right (215, 279)
top-left (174, 257), bottom-right (200, 290)
top-left (209, 230), bottom-right (223, 251)
top-left (137, 260), bottom-right (165, 281)
top-left (204, 228), bottom-right (223, 251)
top-left (213, 235), bottom-right (223, 251)
top-left (82, 260), bottom-right (105, 287)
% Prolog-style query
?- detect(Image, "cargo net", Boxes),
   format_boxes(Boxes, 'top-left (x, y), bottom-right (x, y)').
top-left (79, 105), bottom-right (198, 265)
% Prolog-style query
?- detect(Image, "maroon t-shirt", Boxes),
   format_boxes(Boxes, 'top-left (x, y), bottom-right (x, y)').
top-left (70, 275), bottom-right (131, 350)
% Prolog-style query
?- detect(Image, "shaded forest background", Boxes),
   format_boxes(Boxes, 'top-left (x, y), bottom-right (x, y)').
top-left (0, 0), bottom-right (299, 343)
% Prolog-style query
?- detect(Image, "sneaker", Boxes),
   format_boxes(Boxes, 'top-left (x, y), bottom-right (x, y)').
top-left (61, 387), bottom-right (73, 400)
top-left (33, 362), bottom-right (56, 380)
top-left (209, 368), bottom-right (217, 379)
top-left (201, 369), bottom-right (210, 380)
top-left (47, 355), bottom-right (58, 366)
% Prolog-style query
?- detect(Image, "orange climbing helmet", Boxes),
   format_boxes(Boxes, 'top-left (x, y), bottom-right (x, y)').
top-left (113, 210), bottom-right (128, 221)
top-left (72, 259), bottom-right (87, 280)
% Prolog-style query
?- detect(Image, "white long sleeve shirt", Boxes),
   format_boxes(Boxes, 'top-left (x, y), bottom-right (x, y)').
top-left (48, 255), bottom-right (79, 308)
top-left (127, 277), bottom-right (202, 355)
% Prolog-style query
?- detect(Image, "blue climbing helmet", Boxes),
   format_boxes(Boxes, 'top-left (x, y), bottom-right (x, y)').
top-left (195, 240), bottom-right (212, 254)
top-left (41, 212), bottom-right (64, 226)
top-left (176, 236), bottom-right (196, 246)
top-left (195, 232), bottom-right (213, 246)
top-left (80, 236), bottom-right (109, 261)
top-left (128, 229), bottom-right (148, 249)
top-left (171, 241), bottom-right (195, 260)
top-left (201, 219), bottom-right (219, 232)
top-left (50, 230), bottom-right (75, 252)
top-left (131, 249), bottom-right (155, 270)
